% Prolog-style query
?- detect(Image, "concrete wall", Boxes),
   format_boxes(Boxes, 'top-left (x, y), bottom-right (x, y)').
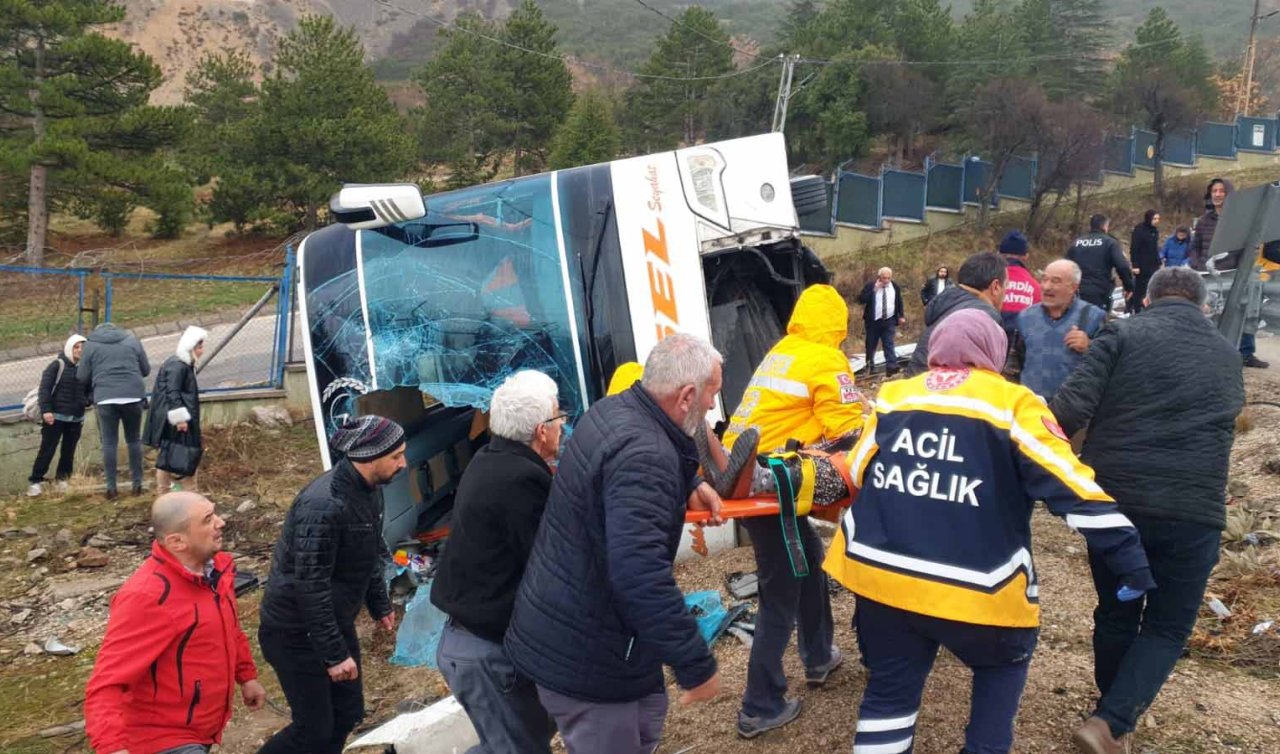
top-left (0, 365), bottom-right (311, 495)
top-left (803, 152), bottom-right (1280, 261)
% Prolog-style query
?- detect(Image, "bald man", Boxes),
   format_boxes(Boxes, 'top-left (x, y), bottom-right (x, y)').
top-left (858, 267), bottom-right (905, 375)
top-left (86, 493), bottom-right (264, 754)
top-left (1007, 259), bottom-right (1107, 401)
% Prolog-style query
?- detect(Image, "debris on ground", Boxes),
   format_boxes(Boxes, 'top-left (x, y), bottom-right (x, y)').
top-left (76, 547), bottom-right (109, 568)
top-left (42, 637), bottom-right (79, 656)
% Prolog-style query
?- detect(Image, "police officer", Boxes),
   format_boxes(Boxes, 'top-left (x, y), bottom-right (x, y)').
top-left (1066, 213), bottom-right (1134, 313)
top-left (824, 309), bottom-right (1153, 754)
top-left (722, 283), bottom-right (866, 739)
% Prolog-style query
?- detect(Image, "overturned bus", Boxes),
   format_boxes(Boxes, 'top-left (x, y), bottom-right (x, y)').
top-left (294, 133), bottom-right (831, 548)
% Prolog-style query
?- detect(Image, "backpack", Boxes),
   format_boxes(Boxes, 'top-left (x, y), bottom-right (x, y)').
top-left (22, 359), bottom-right (65, 423)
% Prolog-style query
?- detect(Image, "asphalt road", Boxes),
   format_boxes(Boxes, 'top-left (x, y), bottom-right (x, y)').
top-left (0, 316), bottom-right (293, 410)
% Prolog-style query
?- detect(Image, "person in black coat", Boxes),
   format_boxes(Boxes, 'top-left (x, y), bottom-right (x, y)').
top-left (144, 326), bottom-right (206, 492)
top-left (28, 334), bottom-right (91, 496)
top-left (920, 265), bottom-right (953, 306)
top-left (858, 267), bottom-right (906, 375)
top-left (1128, 209), bottom-right (1161, 314)
top-left (430, 370), bottom-right (564, 753)
top-left (505, 334), bottom-right (722, 754)
top-left (1066, 213), bottom-right (1134, 312)
top-left (258, 416), bottom-right (405, 754)
top-left (1050, 268), bottom-right (1245, 753)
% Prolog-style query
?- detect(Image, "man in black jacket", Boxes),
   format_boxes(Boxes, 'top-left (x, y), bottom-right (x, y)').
top-left (431, 371), bottom-right (564, 753)
top-left (28, 334), bottom-right (90, 497)
top-left (505, 334), bottom-right (722, 754)
top-left (258, 416), bottom-right (405, 754)
top-left (858, 267), bottom-right (905, 375)
top-left (1067, 214), bottom-right (1134, 312)
top-left (1051, 268), bottom-right (1245, 754)
top-left (906, 252), bottom-right (1006, 377)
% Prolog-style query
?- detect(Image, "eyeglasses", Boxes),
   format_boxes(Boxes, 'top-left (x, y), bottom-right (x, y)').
top-left (542, 412), bottom-right (570, 425)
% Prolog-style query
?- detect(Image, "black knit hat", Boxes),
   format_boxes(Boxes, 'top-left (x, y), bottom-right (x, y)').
top-left (330, 415), bottom-right (405, 461)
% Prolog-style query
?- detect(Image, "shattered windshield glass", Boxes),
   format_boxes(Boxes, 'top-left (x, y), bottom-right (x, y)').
top-left (360, 175), bottom-right (586, 418)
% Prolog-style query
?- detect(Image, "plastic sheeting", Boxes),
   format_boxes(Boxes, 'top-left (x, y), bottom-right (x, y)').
top-left (835, 172), bottom-right (882, 228)
top-left (881, 169), bottom-right (927, 221)
top-left (684, 590), bottom-right (728, 645)
top-left (390, 583), bottom-right (448, 668)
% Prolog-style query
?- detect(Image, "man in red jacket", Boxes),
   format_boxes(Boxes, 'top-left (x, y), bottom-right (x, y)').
top-left (85, 492), bottom-right (264, 754)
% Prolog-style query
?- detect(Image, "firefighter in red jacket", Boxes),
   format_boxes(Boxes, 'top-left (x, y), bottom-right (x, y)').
top-left (85, 492), bottom-right (264, 754)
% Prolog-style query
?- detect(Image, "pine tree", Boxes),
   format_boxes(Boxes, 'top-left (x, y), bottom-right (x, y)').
top-left (624, 7), bottom-right (735, 153)
top-left (0, 0), bottom-right (187, 259)
top-left (1014, 0), bottom-right (1109, 100)
top-left (500, 0), bottom-right (574, 176)
top-left (184, 51), bottom-right (265, 233)
top-left (549, 91), bottom-right (621, 169)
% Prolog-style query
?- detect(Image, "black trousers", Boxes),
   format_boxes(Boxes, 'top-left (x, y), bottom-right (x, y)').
top-left (258, 625), bottom-right (364, 754)
top-left (29, 420), bottom-right (83, 483)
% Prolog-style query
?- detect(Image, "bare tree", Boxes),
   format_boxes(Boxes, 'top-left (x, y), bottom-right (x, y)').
top-left (1026, 101), bottom-right (1106, 240)
top-left (1112, 68), bottom-right (1199, 200)
top-left (962, 77), bottom-right (1047, 230)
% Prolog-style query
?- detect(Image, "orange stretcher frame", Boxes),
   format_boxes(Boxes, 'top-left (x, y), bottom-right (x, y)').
top-left (684, 495), bottom-right (852, 524)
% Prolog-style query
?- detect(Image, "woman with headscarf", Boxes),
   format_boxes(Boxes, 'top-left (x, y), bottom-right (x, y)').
top-left (823, 309), bottom-right (1154, 754)
top-left (27, 334), bottom-right (91, 496)
top-left (1129, 210), bottom-right (1161, 314)
top-left (920, 265), bottom-right (953, 307)
top-left (144, 326), bottom-right (207, 492)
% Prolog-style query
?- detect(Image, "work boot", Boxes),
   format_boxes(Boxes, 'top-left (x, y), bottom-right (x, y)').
top-left (1243, 354), bottom-right (1270, 369)
top-left (105, 489), bottom-right (118, 502)
top-left (737, 697), bottom-right (802, 739)
top-left (805, 645), bottom-right (844, 688)
top-left (1073, 716), bottom-right (1130, 754)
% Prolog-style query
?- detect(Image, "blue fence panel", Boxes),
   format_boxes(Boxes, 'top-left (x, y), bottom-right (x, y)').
top-left (997, 156), bottom-right (1036, 200)
top-left (1238, 116), bottom-right (1278, 152)
top-left (1197, 122), bottom-right (1237, 159)
top-left (926, 161), bottom-right (964, 212)
top-left (881, 169), bottom-right (926, 222)
top-left (1104, 135), bottom-right (1134, 175)
top-left (834, 172), bottom-right (882, 228)
top-left (797, 180), bottom-right (835, 234)
top-left (1134, 130), bottom-right (1156, 170)
top-left (962, 158), bottom-right (998, 207)
top-left (1165, 130), bottom-right (1196, 167)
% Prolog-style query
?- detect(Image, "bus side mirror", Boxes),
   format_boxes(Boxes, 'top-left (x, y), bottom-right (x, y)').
top-left (330, 184), bottom-right (427, 230)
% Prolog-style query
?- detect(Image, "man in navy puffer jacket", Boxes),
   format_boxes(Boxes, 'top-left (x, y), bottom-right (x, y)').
top-left (506, 333), bottom-right (722, 753)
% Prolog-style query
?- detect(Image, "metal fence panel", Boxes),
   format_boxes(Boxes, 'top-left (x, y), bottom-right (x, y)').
top-left (881, 169), bottom-right (926, 222)
top-left (1134, 130), bottom-right (1157, 170)
top-left (1165, 130), bottom-right (1197, 167)
top-left (1238, 116), bottom-right (1278, 152)
top-left (797, 180), bottom-right (835, 234)
top-left (963, 158), bottom-right (998, 207)
top-left (926, 161), bottom-right (964, 211)
top-left (1198, 122), bottom-right (1237, 159)
top-left (0, 266), bottom-right (92, 413)
top-left (835, 172), bottom-right (882, 228)
top-left (998, 157), bottom-right (1036, 200)
top-left (1104, 134), bottom-right (1134, 175)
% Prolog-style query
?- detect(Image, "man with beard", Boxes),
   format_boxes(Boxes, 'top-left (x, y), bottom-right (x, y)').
top-left (505, 334), bottom-right (722, 754)
top-left (257, 416), bottom-right (405, 754)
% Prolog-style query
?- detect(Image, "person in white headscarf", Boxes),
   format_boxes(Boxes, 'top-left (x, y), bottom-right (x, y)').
top-left (144, 326), bottom-right (207, 492)
top-left (28, 334), bottom-right (91, 496)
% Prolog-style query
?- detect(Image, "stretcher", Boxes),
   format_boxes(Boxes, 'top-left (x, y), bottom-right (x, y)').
top-left (684, 495), bottom-right (851, 524)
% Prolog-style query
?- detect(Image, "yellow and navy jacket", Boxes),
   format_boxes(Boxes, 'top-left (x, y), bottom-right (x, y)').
top-left (723, 284), bottom-right (865, 453)
top-left (823, 367), bottom-right (1150, 628)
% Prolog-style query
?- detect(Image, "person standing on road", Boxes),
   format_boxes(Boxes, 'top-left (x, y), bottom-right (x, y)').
top-left (78, 322), bottom-right (150, 499)
top-left (505, 334), bottom-right (723, 754)
top-left (1066, 214), bottom-right (1134, 314)
top-left (859, 268), bottom-right (905, 376)
top-left (257, 416), bottom-right (405, 754)
top-left (28, 334), bottom-right (90, 497)
top-left (144, 327), bottom-right (206, 493)
top-left (826, 309), bottom-right (1153, 754)
top-left (431, 371), bottom-right (564, 753)
top-left (85, 492), bottom-right (265, 754)
top-left (1052, 268), bottom-right (1246, 754)
top-left (1128, 210), bottom-right (1161, 314)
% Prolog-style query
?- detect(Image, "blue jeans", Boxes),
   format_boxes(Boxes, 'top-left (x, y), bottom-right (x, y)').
top-left (1240, 332), bottom-right (1256, 358)
top-left (96, 402), bottom-right (144, 492)
top-left (1088, 513), bottom-right (1220, 737)
top-left (739, 515), bottom-right (833, 719)
top-left (853, 597), bottom-right (1038, 754)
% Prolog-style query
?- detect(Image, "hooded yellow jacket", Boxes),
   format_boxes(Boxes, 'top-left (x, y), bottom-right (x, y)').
top-left (722, 285), bottom-right (865, 453)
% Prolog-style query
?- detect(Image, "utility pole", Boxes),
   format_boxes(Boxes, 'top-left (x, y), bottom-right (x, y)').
top-left (771, 54), bottom-right (798, 133)
top-left (1238, 0), bottom-right (1262, 117)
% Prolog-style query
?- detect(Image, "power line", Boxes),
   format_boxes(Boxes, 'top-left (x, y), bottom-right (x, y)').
top-left (798, 32), bottom-right (1186, 68)
top-left (628, 0), bottom-right (766, 60)
top-left (371, 0), bottom-right (776, 83)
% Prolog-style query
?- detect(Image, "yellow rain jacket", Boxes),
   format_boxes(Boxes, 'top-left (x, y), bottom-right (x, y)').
top-left (722, 284), bottom-right (865, 454)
